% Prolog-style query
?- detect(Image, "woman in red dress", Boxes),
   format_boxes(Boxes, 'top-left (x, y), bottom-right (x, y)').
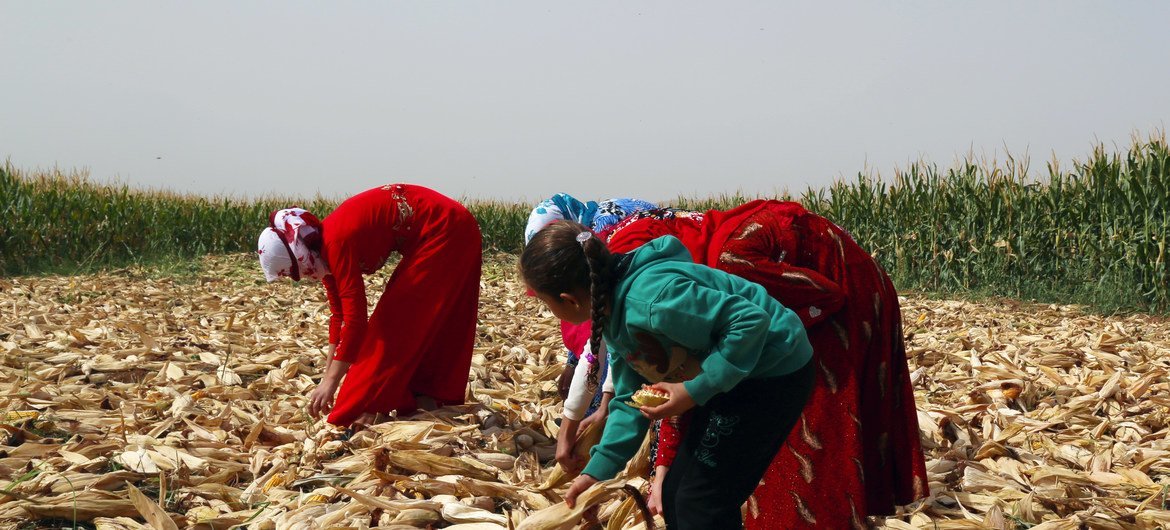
top-left (257, 184), bottom-right (482, 427)
top-left (605, 200), bottom-right (928, 529)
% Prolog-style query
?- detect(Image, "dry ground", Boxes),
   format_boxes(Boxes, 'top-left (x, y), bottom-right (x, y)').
top-left (2, 254), bottom-right (1170, 530)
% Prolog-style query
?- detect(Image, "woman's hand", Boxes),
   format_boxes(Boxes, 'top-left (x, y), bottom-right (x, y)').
top-left (564, 474), bottom-right (599, 509)
top-left (309, 376), bottom-right (339, 417)
top-left (648, 465), bottom-right (669, 515)
top-left (309, 355), bottom-right (351, 418)
top-left (639, 382), bottom-right (696, 421)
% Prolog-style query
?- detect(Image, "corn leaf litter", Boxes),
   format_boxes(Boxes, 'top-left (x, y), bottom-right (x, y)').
top-left (3, 255), bottom-right (1170, 529)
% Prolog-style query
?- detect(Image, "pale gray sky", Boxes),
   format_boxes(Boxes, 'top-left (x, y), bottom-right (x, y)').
top-left (3, 2), bottom-right (1169, 203)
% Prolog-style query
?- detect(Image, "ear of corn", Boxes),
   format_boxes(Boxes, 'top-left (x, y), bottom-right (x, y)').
top-left (519, 479), bottom-right (624, 530)
top-left (3, 410), bottom-right (40, 422)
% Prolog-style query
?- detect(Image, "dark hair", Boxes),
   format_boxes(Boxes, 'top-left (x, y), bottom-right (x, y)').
top-left (301, 230), bottom-right (323, 252)
top-left (520, 220), bottom-right (623, 392)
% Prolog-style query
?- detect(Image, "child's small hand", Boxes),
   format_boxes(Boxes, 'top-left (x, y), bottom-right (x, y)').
top-left (564, 474), bottom-right (599, 508)
top-left (556, 441), bottom-right (581, 472)
top-left (579, 406), bottom-right (607, 433)
top-left (557, 363), bottom-right (575, 400)
top-left (638, 382), bottom-right (695, 420)
top-left (650, 470), bottom-right (669, 512)
top-left (648, 467), bottom-right (668, 515)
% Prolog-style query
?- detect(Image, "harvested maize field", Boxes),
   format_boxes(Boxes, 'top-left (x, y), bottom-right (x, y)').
top-left (2, 254), bottom-right (1170, 530)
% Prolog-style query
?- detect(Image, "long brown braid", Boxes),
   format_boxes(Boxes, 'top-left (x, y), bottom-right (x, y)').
top-left (580, 230), bottom-right (620, 393)
top-left (520, 220), bottom-right (622, 393)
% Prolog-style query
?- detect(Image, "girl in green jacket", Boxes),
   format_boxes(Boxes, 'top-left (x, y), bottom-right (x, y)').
top-left (521, 220), bottom-right (815, 530)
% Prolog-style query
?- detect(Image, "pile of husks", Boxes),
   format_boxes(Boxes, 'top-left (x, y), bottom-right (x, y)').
top-left (2, 255), bottom-right (1168, 529)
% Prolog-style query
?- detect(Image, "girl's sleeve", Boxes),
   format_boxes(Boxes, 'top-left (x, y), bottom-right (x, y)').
top-left (325, 244), bottom-right (368, 363)
top-left (562, 340), bottom-right (598, 421)
top-left (648, 279), bottom-right (773, 406)
top-left (582, 353), bottom-right (650, 481)
top-left (654, 414), bottom-right (684, 468)
top-left (602, 356), bottom-right (614, 394)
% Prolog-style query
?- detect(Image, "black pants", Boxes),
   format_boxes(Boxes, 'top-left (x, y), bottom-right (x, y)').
top-left (662, 361), bottom-right (815, 530)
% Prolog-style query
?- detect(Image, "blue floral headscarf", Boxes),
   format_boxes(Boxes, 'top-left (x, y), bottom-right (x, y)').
top-left (524, 194), bottom-right (657, 244)
top-left (524, 194), bottom-right (599, 244)
top-left (592, 198), bottom-right (658, 233)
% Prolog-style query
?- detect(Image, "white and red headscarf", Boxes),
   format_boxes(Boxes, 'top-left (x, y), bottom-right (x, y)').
top-left (257, 208), bottom-right (330, 282)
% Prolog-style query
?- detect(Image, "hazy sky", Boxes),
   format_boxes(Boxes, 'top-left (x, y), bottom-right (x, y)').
top-left (3, 2), bottom-right (1169, 202)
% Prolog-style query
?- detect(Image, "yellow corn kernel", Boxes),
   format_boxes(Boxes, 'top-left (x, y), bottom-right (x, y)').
top-left (4, 411), bottom-right (39, 422)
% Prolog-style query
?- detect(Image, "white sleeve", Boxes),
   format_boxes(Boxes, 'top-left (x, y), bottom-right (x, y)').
top-left (562, 340), bottom-right (596, 421)
top-left (600, 341), bottom-right (614, 394)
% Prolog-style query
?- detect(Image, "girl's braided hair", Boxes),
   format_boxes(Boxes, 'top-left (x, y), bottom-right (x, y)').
top-left (520, 220), bottom-right (622, 393)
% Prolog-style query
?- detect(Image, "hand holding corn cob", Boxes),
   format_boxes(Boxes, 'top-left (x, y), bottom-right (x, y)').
top-left (636, 382), bottom-right (695, 421)
top-left (627, 385), bottom-right (670, 407)
top-left (564, 473), bottom-right (599, 509)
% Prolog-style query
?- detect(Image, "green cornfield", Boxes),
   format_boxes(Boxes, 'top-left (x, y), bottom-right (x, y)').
top-left (2, 134), bottom-right (1167, 313)
top-left (804, 136), bottom-right (1169, 313)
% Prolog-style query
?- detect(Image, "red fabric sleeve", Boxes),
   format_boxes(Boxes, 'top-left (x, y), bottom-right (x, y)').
top-left (561, 320), bottom-right (591, 358)
top-left (325, 244), bottom-right (368, 363)
top-left (655, 412), bottom-right (692, 469)
top-left (322, 275), bottom-right (344, 345)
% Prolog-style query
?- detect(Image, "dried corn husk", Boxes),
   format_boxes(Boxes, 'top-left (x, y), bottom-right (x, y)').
top-left (537, 421), bottom-right (604, 491)
top-left (391, 508), bottom-right (442, 526)
top-left (5, 255), bottom-right (1170, 529)
top-left (442, 502), bottom-right (509, 525)
top-left (518, 479), bottom-right (626, 530)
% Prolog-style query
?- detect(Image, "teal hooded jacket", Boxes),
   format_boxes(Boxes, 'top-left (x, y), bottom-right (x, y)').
top-left (582, 236), bottom-right (814, 480)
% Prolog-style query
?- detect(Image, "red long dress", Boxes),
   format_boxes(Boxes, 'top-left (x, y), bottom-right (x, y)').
top-left (607, 201), bottom-right (928, 529)
top-left (321, 184), bottom-right (482, 426)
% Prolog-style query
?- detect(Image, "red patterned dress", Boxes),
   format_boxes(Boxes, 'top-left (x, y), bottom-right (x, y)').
top-left (606, 200), bottom-right (928, 529)
top-left (321, 184), bottom-right (482, 426)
